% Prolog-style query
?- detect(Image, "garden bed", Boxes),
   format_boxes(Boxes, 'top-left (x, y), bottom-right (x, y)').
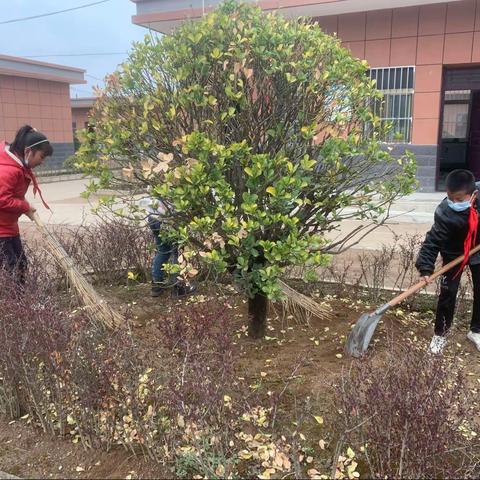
top-left (1, 279), bottom-right (480, 479)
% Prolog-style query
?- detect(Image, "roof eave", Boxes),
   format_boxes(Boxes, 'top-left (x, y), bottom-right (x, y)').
top-left (0, 54), bottom-right (86, 84)
top-left (131, 0), bottom-right (465, 33)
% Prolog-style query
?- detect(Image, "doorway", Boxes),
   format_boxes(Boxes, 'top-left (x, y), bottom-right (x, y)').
top-left (439, 67), bottom-right (480, 189)
top-left (468, 91), bottom-right (480, 180)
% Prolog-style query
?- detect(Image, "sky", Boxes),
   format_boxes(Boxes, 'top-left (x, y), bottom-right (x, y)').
top-left (0, 0), bottom-right (151, 98)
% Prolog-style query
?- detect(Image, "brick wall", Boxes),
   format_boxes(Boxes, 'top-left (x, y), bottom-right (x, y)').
top-left (0, 75), bottom-right (73, 144)
top-left (315, 0), bottom-right (480, 147)
top-left (72, 107), bottom-right (91, 133)
top-left (36, 142), bottom-right (75, 172)
top-left (390, 144), bottom-right (437, 192)
top-left (312, 0), bottom-right (480, 191)
top-left (0, 74), bottom-right (75, 171)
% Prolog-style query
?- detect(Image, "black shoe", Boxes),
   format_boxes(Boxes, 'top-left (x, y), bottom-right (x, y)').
top-left (172, 284), bottom-right (197, 298)
top-left (151, 285), bottom-right (163, 297)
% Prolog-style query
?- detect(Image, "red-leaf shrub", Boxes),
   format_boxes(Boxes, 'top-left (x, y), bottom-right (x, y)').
top-left (157, 302), bottom-right (236, 421)
top-left (337, 339), bottom-right (480, 479)
top-left (24, 219), bottom-right (152, 287)
top-left (70, 219), bottom-right (152, 284)
top-left (0, 266), bottom-right (241, 462)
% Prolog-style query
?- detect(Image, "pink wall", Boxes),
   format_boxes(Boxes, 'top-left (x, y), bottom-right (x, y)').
top-left (71, 107), bottom-right (91, 134)
top-left (0, 75), bottom-right (73, 144)
top-left (316, 0), bottom-right (480, 145)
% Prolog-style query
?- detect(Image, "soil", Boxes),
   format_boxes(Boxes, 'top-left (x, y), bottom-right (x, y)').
top-left (1, 281), bottom-right (480, 479)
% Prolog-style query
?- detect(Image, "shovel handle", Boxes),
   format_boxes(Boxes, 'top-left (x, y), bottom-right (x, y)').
top-left (387, 243), bottom-right (480, 308)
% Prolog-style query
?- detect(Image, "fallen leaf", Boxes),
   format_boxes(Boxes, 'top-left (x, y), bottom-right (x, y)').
top-left (177, 414), bottom-right (185, 428)
top-left (122, 165), bottom-right (134, 179)
top-left (313, 415), bottom-right (324, 425)
top-left (258, 468), bottom-right (276, 480)
top-left (158, 152), bottom-right (174, 163)
top-left (244, 67), bottom-right (254, 79)
top-left (187, 268), bottom-right (199, 278)
top-left (308, 468), bottom-right (321, 478)
top-left (153, 161), bottom-right (170, 174)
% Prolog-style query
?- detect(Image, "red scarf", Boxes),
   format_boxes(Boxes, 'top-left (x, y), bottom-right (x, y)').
top-left (26, 169), bottom-right (50, 210)
top-left (454, 204), bottom-right (478, 278)
top-left (4, 144), bottom-right (50, 211)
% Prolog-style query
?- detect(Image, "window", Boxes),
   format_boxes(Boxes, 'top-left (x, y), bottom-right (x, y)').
top-left (442, 90), bottom-right (470, 140)
top-left (72, 121), bottom-right (77, 130)
top-left (368, 67), bottom-right (415, 143)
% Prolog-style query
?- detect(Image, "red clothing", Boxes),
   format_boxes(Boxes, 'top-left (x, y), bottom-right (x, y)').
top-left (0, 142), bottom-right (32, 237)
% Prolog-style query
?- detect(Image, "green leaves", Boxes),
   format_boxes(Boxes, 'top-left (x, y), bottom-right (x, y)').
top-left (208, 95), bottom-right (218, 106)
top-left (225, 84), bottom-right (243, 101)
top-left (211, 47), bottom-right (222, 59)
top-left (76, 0), bottom-right (417, 302)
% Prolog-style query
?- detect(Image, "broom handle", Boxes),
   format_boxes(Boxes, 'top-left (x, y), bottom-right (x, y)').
top-left (387, 243), bottom-right (480, 308)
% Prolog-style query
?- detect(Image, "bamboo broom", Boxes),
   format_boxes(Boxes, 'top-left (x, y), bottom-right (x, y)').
top-left (278, 279), bottom-right (332, 324)
top-left (32, 215), bottom-right (327, 328)
top-left (31, 212), bottom-right (124, 329)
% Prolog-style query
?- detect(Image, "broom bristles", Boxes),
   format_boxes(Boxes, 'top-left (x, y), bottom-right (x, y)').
top-left (32, 214), bottom-right (124, 329)
top-left (278, 279), bottom-right (332, 324)
top-left (32, 216), bottom-right (330, 330)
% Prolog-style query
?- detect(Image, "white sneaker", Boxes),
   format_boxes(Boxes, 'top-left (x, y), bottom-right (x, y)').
top-left (429, 335), bottom-right (447, 354)
top-left (467, 331), bottom-right (480, 351)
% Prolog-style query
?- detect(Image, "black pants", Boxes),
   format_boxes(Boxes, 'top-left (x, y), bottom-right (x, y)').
top-left (435, 258), bottom-right (480, 335)
top-left (0, 236), bottom-right (27, 284)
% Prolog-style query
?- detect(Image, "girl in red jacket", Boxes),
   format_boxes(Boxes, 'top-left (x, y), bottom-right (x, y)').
top-left (0, 125), bottom-right (52, 283)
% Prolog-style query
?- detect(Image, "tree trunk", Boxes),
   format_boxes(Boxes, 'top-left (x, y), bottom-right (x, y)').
top-left (248, 293), bottom-right (268, 338)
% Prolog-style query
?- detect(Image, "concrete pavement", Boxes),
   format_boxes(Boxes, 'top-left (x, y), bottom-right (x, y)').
top-left (23, 178), bottom-right (97, 227)
top-left (21, 178), bottom-right (436, 249)
top-left (325, 220), bottom-right (430, 251)
top-left (0, 471), bottom-right (19, 480)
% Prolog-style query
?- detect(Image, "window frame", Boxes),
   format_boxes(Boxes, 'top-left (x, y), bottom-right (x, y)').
top-left (368, 66), bottom-right (415, 144)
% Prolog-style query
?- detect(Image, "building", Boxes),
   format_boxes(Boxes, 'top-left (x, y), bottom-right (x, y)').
top-left (131, 0), bottom-right (480, 192)
top-left (71, 97), bottom-right (97, 151)
top-left (0, 54), bottom-right (86, 171)
top-left (72, 97), bottom-right (96, 134)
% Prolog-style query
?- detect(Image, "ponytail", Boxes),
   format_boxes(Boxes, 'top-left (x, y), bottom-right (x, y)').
top-left (10, 125), bottom-right (53, 158)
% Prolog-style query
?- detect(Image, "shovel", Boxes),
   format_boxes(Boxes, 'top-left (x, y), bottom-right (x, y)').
top-left (346, 243), bottom-right (480, 357)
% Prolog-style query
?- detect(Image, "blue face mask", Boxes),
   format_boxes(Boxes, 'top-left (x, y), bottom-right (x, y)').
top-left (447, 199), bottom-right (471, 212)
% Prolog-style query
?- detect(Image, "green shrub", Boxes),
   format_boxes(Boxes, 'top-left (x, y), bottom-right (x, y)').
top-left (77, 0), bottom-right (416, 335)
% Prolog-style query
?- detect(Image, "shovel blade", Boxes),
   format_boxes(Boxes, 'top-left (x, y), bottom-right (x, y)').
top-left (346, 311), bottom-right (383, 357)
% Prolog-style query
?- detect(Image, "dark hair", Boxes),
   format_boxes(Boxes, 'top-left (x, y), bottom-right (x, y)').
top-left (10, 125), bottom-right (53, 158)
top-left (446, 169), bottom-right (476, 194)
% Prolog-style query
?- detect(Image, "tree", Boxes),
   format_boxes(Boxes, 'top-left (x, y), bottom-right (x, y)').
top-left (76, 0), bottom-right (416, 337)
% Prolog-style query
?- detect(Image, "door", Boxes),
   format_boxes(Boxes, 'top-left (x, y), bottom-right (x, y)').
top-left (439, 90), bottom-right (471, 188)
top-left (468, 91), bottom-right (480, 180)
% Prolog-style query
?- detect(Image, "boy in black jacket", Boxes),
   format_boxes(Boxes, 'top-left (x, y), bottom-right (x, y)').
top-left (416, 169), bottom-right (480, 354)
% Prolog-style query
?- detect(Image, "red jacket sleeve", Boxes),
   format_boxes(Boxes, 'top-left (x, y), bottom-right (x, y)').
top-left (0, 169), bottom-right (30, 215)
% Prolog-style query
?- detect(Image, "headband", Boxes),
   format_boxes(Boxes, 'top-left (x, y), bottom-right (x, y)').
top-left (28, 139), bottom-right (49, 148)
